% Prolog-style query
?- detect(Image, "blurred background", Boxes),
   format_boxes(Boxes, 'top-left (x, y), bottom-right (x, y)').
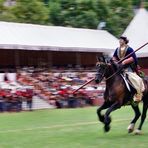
top-left (0, 0), bottom-right (147, 112)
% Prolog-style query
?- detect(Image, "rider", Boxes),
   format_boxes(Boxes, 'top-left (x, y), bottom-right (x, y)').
top-left (112, 36), bottom-right (145, 103)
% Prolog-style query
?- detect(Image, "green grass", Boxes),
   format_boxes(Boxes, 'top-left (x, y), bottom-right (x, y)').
top-left (0, 106), bottom-right (148, 148)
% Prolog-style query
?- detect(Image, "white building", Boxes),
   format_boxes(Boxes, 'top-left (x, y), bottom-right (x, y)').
top-left (0, 21), bottom-right (118, 67)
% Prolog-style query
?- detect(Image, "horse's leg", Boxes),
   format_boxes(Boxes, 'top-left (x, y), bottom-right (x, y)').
top-left (127, 104), bottom-right (141, 133)
top-left (134, 101), bottom-right (148, 135)
top-left (97, 101), bottom-right (111, 123)
top-left (104, 102), bottom-right (121, 132)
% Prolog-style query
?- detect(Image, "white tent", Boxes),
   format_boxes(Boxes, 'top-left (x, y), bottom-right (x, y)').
top-left (123, 8), bottom-right (148, 57)
top-left (0, 21), bottom-right (118, 54)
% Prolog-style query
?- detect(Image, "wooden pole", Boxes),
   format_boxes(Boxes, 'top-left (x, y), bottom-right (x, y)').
top-left (73, 78), bottom-right (94, 94)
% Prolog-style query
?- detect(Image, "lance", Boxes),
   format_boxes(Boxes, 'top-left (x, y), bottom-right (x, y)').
top-left (73, 42), bottom-right (148, 94)
top-left (73, 78), bottom-right (94, 94)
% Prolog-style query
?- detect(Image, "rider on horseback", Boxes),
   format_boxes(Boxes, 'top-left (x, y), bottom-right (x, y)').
top-left (112, 36), bottom-right (145, 103)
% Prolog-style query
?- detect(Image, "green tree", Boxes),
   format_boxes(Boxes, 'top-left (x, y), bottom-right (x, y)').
top-left (0, 0), bottom-right (8, 20)
top-left (132, 0), bottom-right (148, 9)
top-left (61, 0), bottom-right (99, 29)
top-left (48, 0), bottom-right (108, 29)
top-left (105, 0), bottom-right (134, 37)
top-left (48, 0), bottom-right (135, 37)
top-left (8, 0), bottom-right (49, 24)
top-left (0, 0), bottom-right (5, 13)
top-left (48, 1), bottom-right (64, 25)
top-left (132, 0), bottom-right (141, 8)
top-left (142, 0), bottom-right (148, 9)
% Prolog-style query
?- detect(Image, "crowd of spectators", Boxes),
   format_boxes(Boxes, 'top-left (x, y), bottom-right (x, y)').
top-left (0, 87), bottom-right (33, 112)
top-left (0, 67), bottom-right (105, 112)
top-left (17, 67), bottom-right (105, 109)
top-left (1, 64), bottom-right (148, 112)
top-left (0, 72), bottom-right (34, 112)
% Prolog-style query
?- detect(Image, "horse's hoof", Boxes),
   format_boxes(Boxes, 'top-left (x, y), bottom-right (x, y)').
top-left (134, 129), bottom-right (142, 135)
top-left (104, 124), bottom-right (110, 132)
top-left (127, 123), bottom-right (135, 133)
top-left (128, 128), bottom-right (134, 133)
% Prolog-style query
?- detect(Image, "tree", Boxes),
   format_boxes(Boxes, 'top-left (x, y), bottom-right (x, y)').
top-left (0, 0), bottom-right (5, 13)
top-left (48, 1), bottom-right (64, 25)
top-left (105, 0), bottom-right (134, 37)
top-left (132, 0), bottom-right (148, 9)
top-left (48, 0), bottom-right (108, 29)
top-left (6, 0), bottom-right (49, 24)
top-left (0, 0), bottom-right (9, 20)
top-left (60, 0), bottom-right (99, 29)
top-left (48, 0), bottom-right (135, 37)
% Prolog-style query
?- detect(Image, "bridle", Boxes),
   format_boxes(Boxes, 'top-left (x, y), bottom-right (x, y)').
top-left (96, 62), bottom-right (108, 82)
top-left (96, 62), bottom-right (120, 82)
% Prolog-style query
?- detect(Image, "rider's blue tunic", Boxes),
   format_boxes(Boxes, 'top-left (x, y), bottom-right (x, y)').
top-left (113, 46), bottom-right (138, 65)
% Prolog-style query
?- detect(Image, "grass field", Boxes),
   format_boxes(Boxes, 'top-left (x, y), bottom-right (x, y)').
top-left (0, 106), bottom-right (148, 148)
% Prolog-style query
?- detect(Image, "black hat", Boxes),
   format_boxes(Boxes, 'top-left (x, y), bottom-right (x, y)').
top-left (119, 36), bottom-right (129, 44)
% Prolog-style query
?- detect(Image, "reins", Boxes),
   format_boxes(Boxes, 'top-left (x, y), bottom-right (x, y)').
top-left (105, 67), bottom-right (120, 81)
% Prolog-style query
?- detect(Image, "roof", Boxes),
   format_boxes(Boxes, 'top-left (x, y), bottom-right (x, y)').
top-left (0, 21), bottom-right (118, 53)
top-left (123, 8), bottom-right (148, 57)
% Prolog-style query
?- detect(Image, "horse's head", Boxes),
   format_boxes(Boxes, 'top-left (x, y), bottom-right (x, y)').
top-left (95, 56), bottom-right (109, 83)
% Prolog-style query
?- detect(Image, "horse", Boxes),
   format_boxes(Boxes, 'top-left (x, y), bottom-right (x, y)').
top-left (95, 56), bottom-right (148, 134)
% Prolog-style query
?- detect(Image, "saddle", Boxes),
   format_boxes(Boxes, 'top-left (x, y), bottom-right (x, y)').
top-left (120, 73), bottom-right (136, 93)
top-left (120, 73), bottom-right (138, 105)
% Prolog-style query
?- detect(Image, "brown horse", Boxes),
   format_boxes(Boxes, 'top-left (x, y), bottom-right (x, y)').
top-left (95, 56), bottom-right (148, 134)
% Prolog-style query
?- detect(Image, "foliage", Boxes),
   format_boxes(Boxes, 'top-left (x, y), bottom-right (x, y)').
top-left (47, 0), bottom-right (136, 36)
top-left (48, 0), bottom-right (102, 29)
top-left (0, 0), bottom-right (5, 13)
top-left (144, 1), bottom-right (148, 9)
top-left (0, 0), bottom-right (49, 24)
top-left (132, 0), bottom-right (148, 9)
top-left (0, 0), bottom-right (10, 20)
top-left (105, 0), bottom-right (134, 37)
